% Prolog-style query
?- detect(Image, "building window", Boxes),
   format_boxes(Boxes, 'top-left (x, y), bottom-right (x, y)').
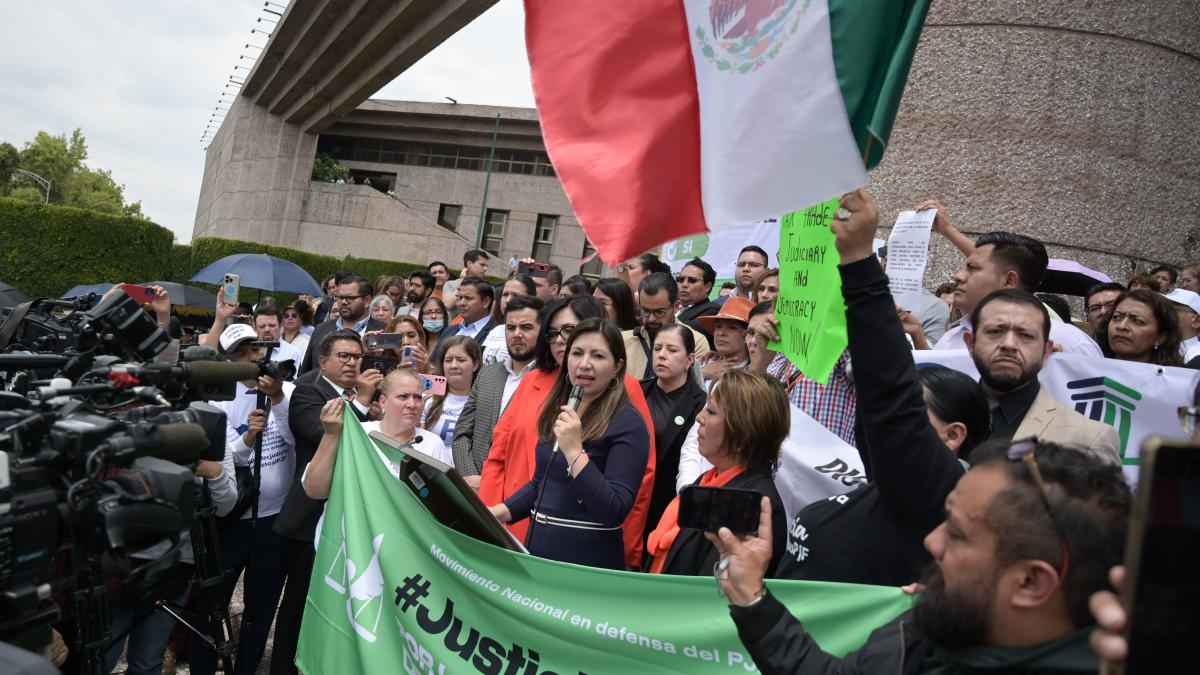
top-left (437, 204), bottom-right (461, 231)
top-left (316, 135), bottom-right (556, 178)
top-left (580, 239), bottom-right (604, 280)
top-left (532, 214), bottom-right (557, 260)
top-left (482, 209), bottom-right (508, 257)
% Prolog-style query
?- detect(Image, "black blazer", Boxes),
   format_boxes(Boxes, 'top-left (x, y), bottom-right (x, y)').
top-left (640, 377), bottom-right (707, 534)
top-left (432, 317), bottom-right (495, 362)
top-left (300, 316), bottom-right (386, 374)
top-left (677, 300), bottom-right (720, 348)
top-left (657, 464), bottom-right (787, 577)
top-left (273, 376), bottom-right (368, 542)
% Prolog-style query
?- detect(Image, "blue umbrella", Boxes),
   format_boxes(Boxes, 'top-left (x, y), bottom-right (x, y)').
top-left (62, 283), bottom-right (115, 299)
top-left (190, 254), bottom-right (322, 295)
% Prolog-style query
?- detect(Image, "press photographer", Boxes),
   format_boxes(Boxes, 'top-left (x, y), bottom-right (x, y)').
top-left (188, 324), bottom-right (296, 675)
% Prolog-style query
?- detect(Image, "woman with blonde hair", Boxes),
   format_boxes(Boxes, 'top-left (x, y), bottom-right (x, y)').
top-left (302, 366), bottom-right (451, 500)
top-left (646, 369), bottom-right (787, 576)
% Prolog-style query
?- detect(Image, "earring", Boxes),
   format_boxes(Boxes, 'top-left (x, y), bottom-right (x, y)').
top-left (607, 379), bottom-right (619, 391)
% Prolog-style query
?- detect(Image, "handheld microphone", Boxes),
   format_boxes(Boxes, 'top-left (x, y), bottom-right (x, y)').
top-left (551, 384), bottom-right (586, 454)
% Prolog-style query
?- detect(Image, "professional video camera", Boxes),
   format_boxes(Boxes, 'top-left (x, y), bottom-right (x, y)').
top-left (0, 290), bottom-right (261, 673)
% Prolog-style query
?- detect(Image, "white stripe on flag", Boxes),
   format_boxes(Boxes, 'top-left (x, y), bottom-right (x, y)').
top-left (683, 0), bottom-right (866, 229)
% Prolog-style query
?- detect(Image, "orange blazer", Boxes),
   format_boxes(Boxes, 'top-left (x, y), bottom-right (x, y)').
top-left (480, 368), bottom-right (657, 567)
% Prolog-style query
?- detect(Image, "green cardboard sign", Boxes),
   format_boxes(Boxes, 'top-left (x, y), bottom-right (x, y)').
top-left (768, 198), bottom-right (847, 384)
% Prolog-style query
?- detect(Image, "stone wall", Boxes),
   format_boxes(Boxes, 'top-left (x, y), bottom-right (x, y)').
top-left (869, 0), bottom-right (1200, 291)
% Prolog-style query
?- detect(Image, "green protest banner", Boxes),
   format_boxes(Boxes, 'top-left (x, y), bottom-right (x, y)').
top-left (296, 413), bottom-right (910, 674)
top-left (769, 197), bottom-right (847, 384)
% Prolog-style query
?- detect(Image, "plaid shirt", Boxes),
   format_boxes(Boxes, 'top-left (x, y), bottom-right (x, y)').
top-left (766, 351), bottom-right (857, 446)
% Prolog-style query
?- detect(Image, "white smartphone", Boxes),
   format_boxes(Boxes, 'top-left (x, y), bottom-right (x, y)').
top-left (221, 273), bottom-right (241, 306)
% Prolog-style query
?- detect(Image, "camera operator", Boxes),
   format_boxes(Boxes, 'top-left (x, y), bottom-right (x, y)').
top-left (189, 324), bottom-right (296, 675)
top-left (103, 426), bottom-right (235, 675)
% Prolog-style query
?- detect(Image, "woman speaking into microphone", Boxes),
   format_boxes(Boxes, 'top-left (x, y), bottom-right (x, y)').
top-left (489, 318), bottom-right (651, 570)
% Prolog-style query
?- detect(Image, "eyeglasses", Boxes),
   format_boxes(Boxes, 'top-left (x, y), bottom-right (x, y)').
top-left (639, 306), bottom-right (673, 320)
top-left (283, 312), bottom-right (299, 319)
top-left (1006, 440), bottom-right (1070, 581)
top-left (736, 261), bottom-right (766, 269)
top-left (544, 324), bottom-right (577, 342)
top-left (333, 294), bottom-right (365, 303)
top-left (675, 275), bottom-right (702, 285)
top-left (333, 351), bottom-right (364, 363)
top-left (1180, 406), bottom-right (1199, 436)
top-left (1086, 300), bottom-right (1116, 315)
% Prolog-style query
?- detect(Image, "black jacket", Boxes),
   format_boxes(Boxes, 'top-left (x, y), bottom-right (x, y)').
top-left (272, 377), bottom-right (368, 542)
top-left (300, 316), bottom-right (386, 374)
top-left (432, 317), bottom-right (496, 362)
top-left (775, 257), bottom-right (964, 586)
top-left (640, 376), bottom-right (707, 534)
top-left (678, 300), bottom-right (720, 348)
top-left (658, 463), bottom-right (787, 577)
top-left (733, 594), bottom-right (1099, 674)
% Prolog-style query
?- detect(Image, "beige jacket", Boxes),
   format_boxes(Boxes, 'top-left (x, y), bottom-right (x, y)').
top-left (1014, 386), bottom-right (1122, 464)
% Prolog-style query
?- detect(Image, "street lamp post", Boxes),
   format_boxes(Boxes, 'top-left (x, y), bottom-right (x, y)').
top-left (475, 113), bottom-right (501, 250)
top-left (10, 168), bottom-right (51, 204)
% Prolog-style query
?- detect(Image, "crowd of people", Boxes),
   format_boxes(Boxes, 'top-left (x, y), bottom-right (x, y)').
top-left (99, 193), bottom-right (1199, 675)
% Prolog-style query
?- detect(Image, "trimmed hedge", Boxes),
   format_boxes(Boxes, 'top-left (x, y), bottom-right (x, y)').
top-left (0, 197), bottom-right (174, 298)
top-left (0, 198), bottom-right (468, 304)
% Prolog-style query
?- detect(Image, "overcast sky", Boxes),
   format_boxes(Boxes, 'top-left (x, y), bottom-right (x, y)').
top-left (0, 0), bottom-right (533, 243)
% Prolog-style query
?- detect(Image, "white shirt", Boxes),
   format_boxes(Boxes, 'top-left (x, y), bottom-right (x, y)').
top-left (267, 338), bottom-right (303, 366)
top-left (501, 359), bottom-right (535, 411)
top-left (322, 375), bottom-right (372, 418)
top-left (284, 331), bottom-right (310, 356)
top-left (1184, 336), bottom-right (1200, 362)
top-left (933, 315), bottom-right (1103, 357)
top-left (480, 328), bottom-right (509, 366)
top-left (456, 315), bottom-right (491, 342)
top-left (423, 393), bottom-right (470, 447)
top-left (676, 420), bottom-right (713, 493)
top-left (212, 380), bottom-right (296, 518)
top-left (305, 424), bottom-right (450, 548)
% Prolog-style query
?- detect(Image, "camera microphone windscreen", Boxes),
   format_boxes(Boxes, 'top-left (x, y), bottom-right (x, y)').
top-left (108, 422), bottom-right (212, 464)
top-left (156, 423), bottom-right (213, 463)
top-left (183, 360), bottom-right (260, 385)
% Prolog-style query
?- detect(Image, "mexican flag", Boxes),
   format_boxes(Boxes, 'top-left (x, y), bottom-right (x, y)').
top-left (525, 0), bottom-right (931, 264)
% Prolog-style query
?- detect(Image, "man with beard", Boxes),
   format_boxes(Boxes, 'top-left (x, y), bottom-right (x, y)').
top-left (451, 295), bottom-right (545, 491)
top-left (717, 435), bottom-right (1131, 674)
top-left (397, 270), bottom-right (435, 317)
top-left (300, 274), bottom-right (385, 374)
top-left (622, 272), bottom-right (709, 380)
top-left (966, 289), bottom-right (1119, 462)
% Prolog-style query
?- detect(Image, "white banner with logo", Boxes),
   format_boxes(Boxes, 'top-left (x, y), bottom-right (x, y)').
top-left (913, 351), bottom-right (1198, 478)
top-left (776, 404), bottom-right (866, 523)
top-left (661, 219), bottom-right (779, 282)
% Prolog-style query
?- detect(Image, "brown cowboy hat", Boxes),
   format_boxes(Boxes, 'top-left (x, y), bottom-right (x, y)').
top-left (698, 296), bottom-right (755, 333)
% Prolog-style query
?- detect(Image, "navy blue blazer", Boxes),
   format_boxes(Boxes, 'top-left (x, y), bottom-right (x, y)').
top-left (505, 404), bottom-right (650, 570)
top-left (432, 317), bottom-right (495, 362)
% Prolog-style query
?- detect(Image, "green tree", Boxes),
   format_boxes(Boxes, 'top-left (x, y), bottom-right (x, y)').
top-left (312, 152), bottom-right (349, 182)
top-left (0, 128), bottom-right (146, 218)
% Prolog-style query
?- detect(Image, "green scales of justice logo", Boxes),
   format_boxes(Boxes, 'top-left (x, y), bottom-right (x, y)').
top-left (694, 0), bottom-right (810, 74)
top-left (1066, 377), bottom-right (1143, 464)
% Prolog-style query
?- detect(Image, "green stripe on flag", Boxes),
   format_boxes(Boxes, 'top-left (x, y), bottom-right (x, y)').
top-left (297, 412), bottom-right (911, 673)
top-left (828, 0), bottom-right (933, 168)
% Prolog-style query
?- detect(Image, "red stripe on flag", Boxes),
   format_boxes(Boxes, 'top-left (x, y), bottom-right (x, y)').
top-left (524, 0), bottom-right (707, 265)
